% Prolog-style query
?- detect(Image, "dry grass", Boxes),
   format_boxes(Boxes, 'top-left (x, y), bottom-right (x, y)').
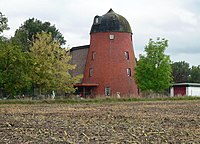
top-left (0, 100), bottom-right (200, 143)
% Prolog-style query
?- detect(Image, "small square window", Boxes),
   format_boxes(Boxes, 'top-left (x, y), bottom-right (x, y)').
top-left (105, 87), bottom-right (111, 96)
top-left (125, 51), bottom-right (129, 60)
top-left (89, 68), bottom-right (93, 77)
top-left (109, 34), bottom-right (114, 40)
top-left (127, 68), bottom-right (131, 77)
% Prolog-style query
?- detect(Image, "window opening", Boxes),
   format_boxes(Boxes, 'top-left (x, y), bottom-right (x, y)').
top-left (109, 34), bottom-right (114, 40)
top-left (127, 68), bottom-right (131, 77)
top-left (92, 51), bottom-right (96, 60)
top-left (89, 68), bottom-right (93, 77)
top-left (125, 51), bottom-right (129, 60)
top-left (105, 87), bottom-right (111, 96)
top-left (95, 17), bottom-right (99, 23)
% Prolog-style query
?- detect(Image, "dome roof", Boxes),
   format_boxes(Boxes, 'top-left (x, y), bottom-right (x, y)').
top-left (90, 9), bottom-right (132, 34)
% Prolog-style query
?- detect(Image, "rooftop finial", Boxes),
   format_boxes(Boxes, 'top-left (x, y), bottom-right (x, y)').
top-left (108, 8), bottom-right (114, 13)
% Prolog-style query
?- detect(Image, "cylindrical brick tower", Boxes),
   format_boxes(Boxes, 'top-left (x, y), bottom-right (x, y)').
top-left (82, 9), bottom-right (138, 97)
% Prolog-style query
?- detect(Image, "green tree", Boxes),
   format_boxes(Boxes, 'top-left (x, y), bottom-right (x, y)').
top-left (134, 38), bottom-right (172, 93)
top-left (12, 18), bottom-right (66, 51)
top-left (0, 40), bottom-right (31, 97)
top-left (189, 65), bottom-right (200, 83)
top-left (30, 32), bottom-right (79, 95)
top-left (0, 12), bottom-right (9, 34)
top-left (171, 61), bottom-right (190, 83)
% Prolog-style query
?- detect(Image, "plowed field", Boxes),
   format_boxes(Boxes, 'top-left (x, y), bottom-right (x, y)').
top-left (0, 100), bottom-right (200, 143)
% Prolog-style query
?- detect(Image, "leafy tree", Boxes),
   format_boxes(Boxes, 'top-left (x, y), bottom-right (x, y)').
top-left (134, 38), bottom-right (172, 93)
top-left (30, 32), bottom-right (80, 95)
top-left (189, 65), bottom-right (200, 83)
top-left (12, 18), bottom-right (66, 51)
top-left (0, 40), bottom-right (31, 97)
top-left (0, 12), bottom-right (9, 34)
top-left (171, 61), bottom-right (190, 83)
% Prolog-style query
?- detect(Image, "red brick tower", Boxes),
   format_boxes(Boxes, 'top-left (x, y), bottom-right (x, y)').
top-left (81, 9), bottom-right (138, 97)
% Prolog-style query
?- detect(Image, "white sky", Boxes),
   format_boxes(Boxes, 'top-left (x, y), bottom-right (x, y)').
top-left (0, 0), bottom-right (200, 66)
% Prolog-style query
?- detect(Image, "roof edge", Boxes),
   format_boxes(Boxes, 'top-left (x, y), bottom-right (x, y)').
top-left (74, 83), bottom-right (99, 87)
top-left (172, 83), bottom-right (200, 87)
top-left (70, 45), bottom-right (90, 52)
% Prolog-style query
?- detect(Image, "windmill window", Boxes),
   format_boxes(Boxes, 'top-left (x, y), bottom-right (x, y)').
top-left (125, 51), bottom-right (129, 60)
top-left (95, 17), bottom-right (99, 23)
top-left (89, 68), bottom-right (93, 77)
top-left (105, 87), bottom-right (111, 96)
top-left (127, 68), bottom-right (131, 77)
top-left (92, 51), bottom-right (96, 60)
top-left (109, 34), bottom-right (115, 40)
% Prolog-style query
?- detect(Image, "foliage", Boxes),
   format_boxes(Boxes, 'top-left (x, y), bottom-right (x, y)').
top-left (189, 65), bottom-right (200, 83)
top-left (134, 38), bottom-right (172, 93)
top-left (0, 12), bottom-right (9, 34)
top-left (12, 18), bottom-right (66, 51)
top-left (30, 32), bottom-right (80, 95)
top-left (0, 39), bottom-right (32, 97)
top-left (171, 61), bottom-right (190, 83)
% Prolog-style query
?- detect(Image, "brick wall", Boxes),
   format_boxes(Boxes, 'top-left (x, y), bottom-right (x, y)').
top-left (83, 32), bottom-right (138, 96)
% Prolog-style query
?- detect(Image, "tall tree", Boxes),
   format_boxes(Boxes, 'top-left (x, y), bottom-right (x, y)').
top-left (30, 32), bottom-right (80, 95)
top-left (134, 38), bottom-right (172, 93)
top-left (12, 18), bottom-right (66, 51)
top-left (0, 12), bottom-right (9, 34)
top-left (0, 12), bottom-right (31, 97)
top-left (0, 40), bottom-right (31, 97)
top-left (189, 65), bottom-right (200, 83)
top-left (171, 61), bottom-right (190, 83)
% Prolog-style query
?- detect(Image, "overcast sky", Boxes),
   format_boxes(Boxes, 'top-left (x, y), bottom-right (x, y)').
top-left (1, 0), bottom-right (200, 66)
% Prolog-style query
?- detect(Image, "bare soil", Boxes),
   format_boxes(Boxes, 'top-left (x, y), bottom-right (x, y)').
top-left (0, 100), bottom-right (200, 143)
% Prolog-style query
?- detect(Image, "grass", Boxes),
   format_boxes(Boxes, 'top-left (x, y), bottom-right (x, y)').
top-left (0, 96), bottom-right (200, 105)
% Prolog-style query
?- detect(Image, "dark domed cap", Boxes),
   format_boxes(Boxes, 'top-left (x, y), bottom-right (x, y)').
top-left (90, 9), bottom-right (132, 34)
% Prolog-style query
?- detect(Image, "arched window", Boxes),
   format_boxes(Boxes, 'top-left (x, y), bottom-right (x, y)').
top-left (92, 51), bottom-right (96, 60)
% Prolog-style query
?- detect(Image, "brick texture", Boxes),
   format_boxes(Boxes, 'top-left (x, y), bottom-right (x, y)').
top-left (82, 32), bottom-right (138, 96)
